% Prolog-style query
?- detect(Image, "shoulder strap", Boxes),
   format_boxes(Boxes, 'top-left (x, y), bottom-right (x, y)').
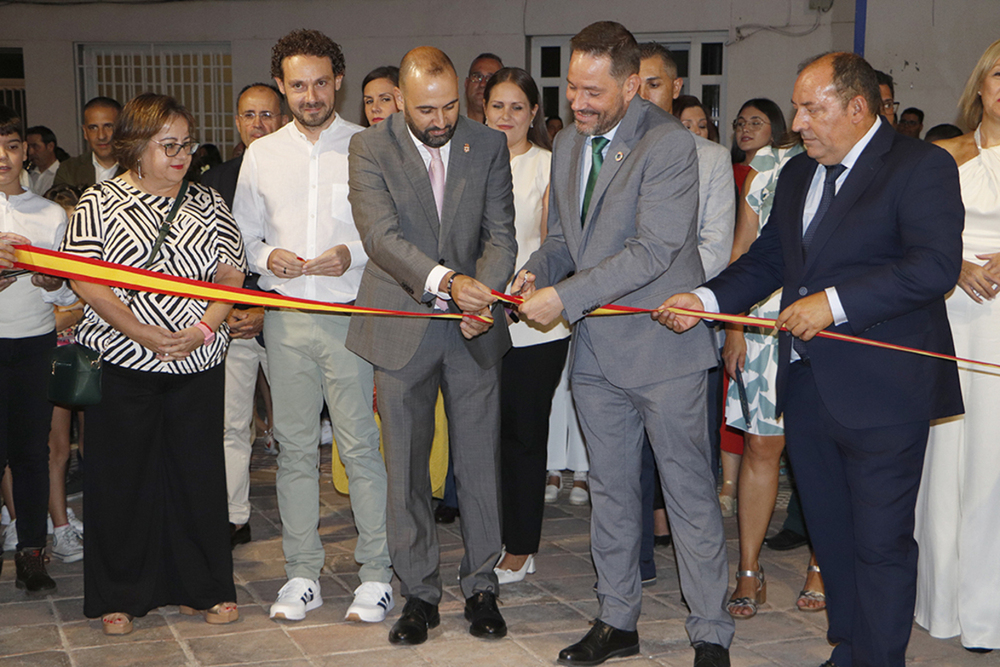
top-left (125, 179), bottom-right (188, 302)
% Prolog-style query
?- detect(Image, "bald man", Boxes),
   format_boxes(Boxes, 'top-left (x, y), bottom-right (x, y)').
top-left (346, 47), bottom-right (516, 646)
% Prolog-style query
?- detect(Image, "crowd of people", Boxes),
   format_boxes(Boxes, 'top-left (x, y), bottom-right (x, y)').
top-left (1, 19), bottom-right (999, 667)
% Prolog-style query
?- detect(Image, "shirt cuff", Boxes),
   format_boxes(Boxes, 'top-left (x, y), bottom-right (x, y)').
top-left (425, 264), bottom-right (453, 300)
top-left (825, 287), bottom-right (848, 326)
top-left (255, 245), bottom-right (278, 277)
top-left (42, 282), bottom-right (77, 307)
top-left (691, 286), bottom-right (720, 317)
top-left (344, 240), bottom-right (367, 271)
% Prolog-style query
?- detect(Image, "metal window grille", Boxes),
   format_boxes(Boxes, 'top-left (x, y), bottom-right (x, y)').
top-left (75, 42), bottom-right (235, 159)
top-left (0, 79), bottom-right (27, 123)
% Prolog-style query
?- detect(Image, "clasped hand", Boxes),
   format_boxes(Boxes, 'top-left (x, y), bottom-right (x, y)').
top-left (132, 324), bottom-right (204, 362)
top-left (440, 273), bottom-right (497, 340)
top-left (511, 270), bottom-right (564, 326)
top-left (268, 245), bottom-right (352, 278)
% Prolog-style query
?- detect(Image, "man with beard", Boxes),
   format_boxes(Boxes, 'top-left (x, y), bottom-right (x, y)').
top-left (346, 46), bottom-right (516, 646)
top-left (515, 22), bottom-right (734, 667)
top-left (233, 29), bottom-right (393, 625)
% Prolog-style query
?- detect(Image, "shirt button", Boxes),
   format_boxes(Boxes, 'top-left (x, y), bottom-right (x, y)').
top-left (798, 287), bottom-right (808, 296)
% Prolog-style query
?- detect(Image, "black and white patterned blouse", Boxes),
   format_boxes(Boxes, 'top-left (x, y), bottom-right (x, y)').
top-left (61, 178), bottom-right (247, 374)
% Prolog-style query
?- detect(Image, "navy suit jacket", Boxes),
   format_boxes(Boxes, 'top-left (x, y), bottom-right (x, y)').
top-left (706, 121), bottom-right (965, 430)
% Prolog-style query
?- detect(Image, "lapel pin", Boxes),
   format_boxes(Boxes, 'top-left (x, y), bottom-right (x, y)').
top-left (615, 151), bottom-right (624, 162)
top-left (464, 143), bottom-right (470, 153)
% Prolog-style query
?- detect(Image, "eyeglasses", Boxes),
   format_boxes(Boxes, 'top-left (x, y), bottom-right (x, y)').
top-left (238, 111), bottom-right (276, 122)
top-left (468, 72), bottom-right (493, 84)
top-left (732, 118), bottom-right (770, 131)
top-left (898, 118), bottom-right (921, 127)
top-left (881, 100), bottom-right (900, 112)
top-left (153, 140), bottom-right (199, 157)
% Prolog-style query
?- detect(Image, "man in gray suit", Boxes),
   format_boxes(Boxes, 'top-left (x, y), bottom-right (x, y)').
top-left (516, 22), bottom-right (734, 667)
top-left (346, 46), bottom-right (516, 646)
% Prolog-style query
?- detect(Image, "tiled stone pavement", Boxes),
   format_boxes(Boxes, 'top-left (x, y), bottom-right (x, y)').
top-left (1, 451), bottom-right (997, 666)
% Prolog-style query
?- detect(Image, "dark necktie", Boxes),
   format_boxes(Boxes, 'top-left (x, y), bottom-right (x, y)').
top-left (802, 163), bottom-right (846, 258)
top-left (581, 136), bottom-right (609, 225)
top-left (794, 163), bottom-right (846, 360)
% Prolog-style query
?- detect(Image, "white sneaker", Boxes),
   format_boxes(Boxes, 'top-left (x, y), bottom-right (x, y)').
top-left (46, 510), bottom-right (83, 536)
top-left (3, 519), bottom-right (17, 552)
top-left (270, 577), bottom-right (322, 621)
top-left (544, 483), bottom-right (560, 504)
top-left (52, 524), bottom-right (84, 563)
top-left (320, 418), bottom-right (333, 445)
top-left (568, 484), bottom-right (590, 506)
top-left (345, 581), bottom-right (394, 622)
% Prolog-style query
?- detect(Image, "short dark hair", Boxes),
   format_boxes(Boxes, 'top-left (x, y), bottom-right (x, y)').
top-left (83, 96), bottom-right (122, 116)
top-left (483, 67), bottom-right (551, 151)
top-left (875, 70), bottom-right (895, 99)
top-left (363, 66), bottom-right (400, 91)
top-left (638, 42), bottom-right (678, 79)
top-left (570, 21), bottom-right (640, 82)
top-left (901, 107), bottom-right (924, 123)
top-left (924, 123), bottom-right (964, 142)
top-left (731, 98), bottom-right (787, 164)
top-left (26, 125), bottom-right (56, 146)
top-left (0, 105), bottom-right (23, 139)
top-left (801, 52), bottom-right (881, 118)
top-left (270, 29), bottom-right (345, 80)
top-left (113, 93), bottom-right (196, 173)
top-left (469, 53), bottom-right (503, 75)
top-left (238, 82), bottom-right (283, 106)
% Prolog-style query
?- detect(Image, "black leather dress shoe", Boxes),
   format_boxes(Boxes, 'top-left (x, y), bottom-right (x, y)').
top-left (819, 661), bottom-right (839, 667)
top-left (230, 522), bottom-right (251, 549)
top-left (465, 590), bottom-right (506, 639)
top-left (693, 641), bottom-right (730, 667)
top-left (434, 504), bottom-right (460, 524)
top-left (558, 619), bottom-right (639, 666)
top-left (388, 597), bottom-right (439, 645)
top-left (762, 528), bottom-right (808, 551)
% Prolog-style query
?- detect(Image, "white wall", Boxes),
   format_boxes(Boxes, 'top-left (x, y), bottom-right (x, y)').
top-left (1, 0), bottom-right (999, 154)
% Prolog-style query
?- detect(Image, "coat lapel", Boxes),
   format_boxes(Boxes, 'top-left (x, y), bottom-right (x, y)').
top-left (439, 118), bottom-right (470, 251)
top-left (581, 101), bottom-right (642, 231)
top-left (390, 114), bottom-right (440, 244)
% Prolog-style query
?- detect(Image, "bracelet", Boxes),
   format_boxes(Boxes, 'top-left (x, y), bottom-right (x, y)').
top-left (447, 272), bottom-right (464, 297)
top-left (195, 321), bottom-right (216, 346)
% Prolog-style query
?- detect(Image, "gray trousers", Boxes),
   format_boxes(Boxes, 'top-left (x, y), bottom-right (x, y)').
top-left (265, 311), bottom-right (391, 584)
top-left (570, 326), bottom-right (734, 646)
top-left (375, 319), bottom-right (502, 604)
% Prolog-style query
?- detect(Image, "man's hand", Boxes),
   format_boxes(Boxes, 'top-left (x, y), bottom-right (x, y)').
top-left (774, 292), bottom-right (834, 342)
top-left (226, 307), bottom-right (265, 339)
top-left (653, 293), bottom-right (705, 332)
top-left (441, 272), bottom-right (495, 312)
top-left (31, 274), bottom-right (64, 292)
top-left (304, 245), bottom-right (351, 277)
top-left (267, 248), bottom-right (306, 279)
top-left (511, 270), bottom-right (536, 299)
top-left (459, 306), bottom-right (494, 339)
top-left (518, 286), bottom-right (564, 326)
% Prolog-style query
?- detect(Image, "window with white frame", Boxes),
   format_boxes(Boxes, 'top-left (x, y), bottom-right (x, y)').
top-left (75, 42), bottom-right (235, 159)
top-left (531, 32), bottom-right (727, 143)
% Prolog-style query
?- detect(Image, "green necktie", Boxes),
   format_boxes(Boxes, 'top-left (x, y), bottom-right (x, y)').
top-left (581, 136), bottom-right (610, 225)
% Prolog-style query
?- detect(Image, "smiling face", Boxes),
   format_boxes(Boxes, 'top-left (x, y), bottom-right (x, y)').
top-left (638, 56), bottom-right (682, 114)
top-left (401, 70), bottom-right (460, 148)
top-left (83, 105), bottom-right (119, 165)
top-left (0, 133), bottom-right (25, 197)
top-left (235, 86), bottom-right (283, 148)
top-left (276, 54), bottom-right (342, 134)
top-left (139, 115), bottom-right (192, 189)
top-left (679, 105), bottom-right (709, 139)
top-left (566, 51), bottom-right (638, 137)
top-left (485, 81), bottom-right (536, 152)
top-left (735, 105), bottom-right (773, 157)
top-left (791, 60), bottom-right (873, 166)
top-left (363, 77), bottom-right (400, 125)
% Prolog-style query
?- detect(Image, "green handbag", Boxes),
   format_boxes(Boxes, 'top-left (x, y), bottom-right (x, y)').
top-left (45, 180), bottom-right (190, 406)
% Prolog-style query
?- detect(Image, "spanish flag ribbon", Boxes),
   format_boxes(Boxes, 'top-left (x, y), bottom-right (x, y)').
top-left (12, 245), bottom-right (491, 322)
top-left (492, 290), bottom-right (1000, 372)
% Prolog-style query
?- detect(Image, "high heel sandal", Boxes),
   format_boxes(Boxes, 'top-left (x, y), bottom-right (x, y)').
top-left (796, 564), bottom-right (826, 612)
top-left (102, 612), bottom-right (134, 635)
top-left (180, 602), bottom-right (239, 624)
top-left (726, 568), bottom-right (766, 619)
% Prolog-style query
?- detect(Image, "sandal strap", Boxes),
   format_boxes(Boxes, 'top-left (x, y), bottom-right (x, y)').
top-left (798, 589), bottom-right (825, 602)
top-left (807, 563), bottom-right (821, 573)
top-left (737, 569), bottom-right (763, 579)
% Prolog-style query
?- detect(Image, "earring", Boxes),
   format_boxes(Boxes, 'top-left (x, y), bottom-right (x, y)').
top-left (137, 160), bottom-right (143, 180)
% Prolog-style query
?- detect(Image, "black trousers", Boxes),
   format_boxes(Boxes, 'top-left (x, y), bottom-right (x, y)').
top-left (499, 338), bottom-right (569, 554)
top-left (83, 362), bottom-right (235, 618)
top-left (0, 333), bottom-right (55, 550)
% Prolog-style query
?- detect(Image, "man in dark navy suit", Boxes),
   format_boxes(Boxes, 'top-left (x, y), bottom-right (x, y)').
top-left (657, 52), bottom-right (964, 667)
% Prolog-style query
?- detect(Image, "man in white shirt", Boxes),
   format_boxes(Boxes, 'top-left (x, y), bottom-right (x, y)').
top-left (24, 126), bottom-right (60, 196)
top-left (54, 97), bottom-right (125, 189)
top-left (233, 30), bottom-right (392, 625)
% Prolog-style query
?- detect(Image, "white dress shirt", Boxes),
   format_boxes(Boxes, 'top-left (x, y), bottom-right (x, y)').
top-left (233, 115), bottom-right (368, 303)
top-left (695, 117), bottom-right (884, 332)
top-left (0, 189), bottom-right (76, 338)
top-left (92, 154), bottom-right (119, 184)
top-left (578, 122), bottom-right (621, 213)
top-left (28, 160), bottom-right (59, 196)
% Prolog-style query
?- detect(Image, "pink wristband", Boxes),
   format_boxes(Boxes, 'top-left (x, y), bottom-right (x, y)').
top-left (195, 321), bottom-right (215, 346)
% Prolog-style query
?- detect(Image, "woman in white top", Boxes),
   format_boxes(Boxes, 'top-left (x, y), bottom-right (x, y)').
top-left (915, 38), bottom-right (1000, 652)
top-left (484, 68), bottom-right (570, 584)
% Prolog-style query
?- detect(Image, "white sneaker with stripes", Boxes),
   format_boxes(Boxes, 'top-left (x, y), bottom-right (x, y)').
top-left (345, 581), bottom-right (394, 622)
top-left (269, 577), bottom-right (322, 621)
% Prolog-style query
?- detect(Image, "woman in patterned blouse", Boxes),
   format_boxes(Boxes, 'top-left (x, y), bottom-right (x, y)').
top-left (61, 93), bottom-right (246, 636)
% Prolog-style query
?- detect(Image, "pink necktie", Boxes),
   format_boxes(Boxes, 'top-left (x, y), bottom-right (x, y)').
top-left (427, 146), bottom-right (445, 220)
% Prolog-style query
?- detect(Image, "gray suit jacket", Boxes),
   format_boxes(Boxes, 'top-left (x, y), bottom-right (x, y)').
top-left (53, 152), bottom-right (125, 189)
top-left (345, 113), bottom-right (517, 371)
top-left (521, 98), bottom-right (716, 388)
